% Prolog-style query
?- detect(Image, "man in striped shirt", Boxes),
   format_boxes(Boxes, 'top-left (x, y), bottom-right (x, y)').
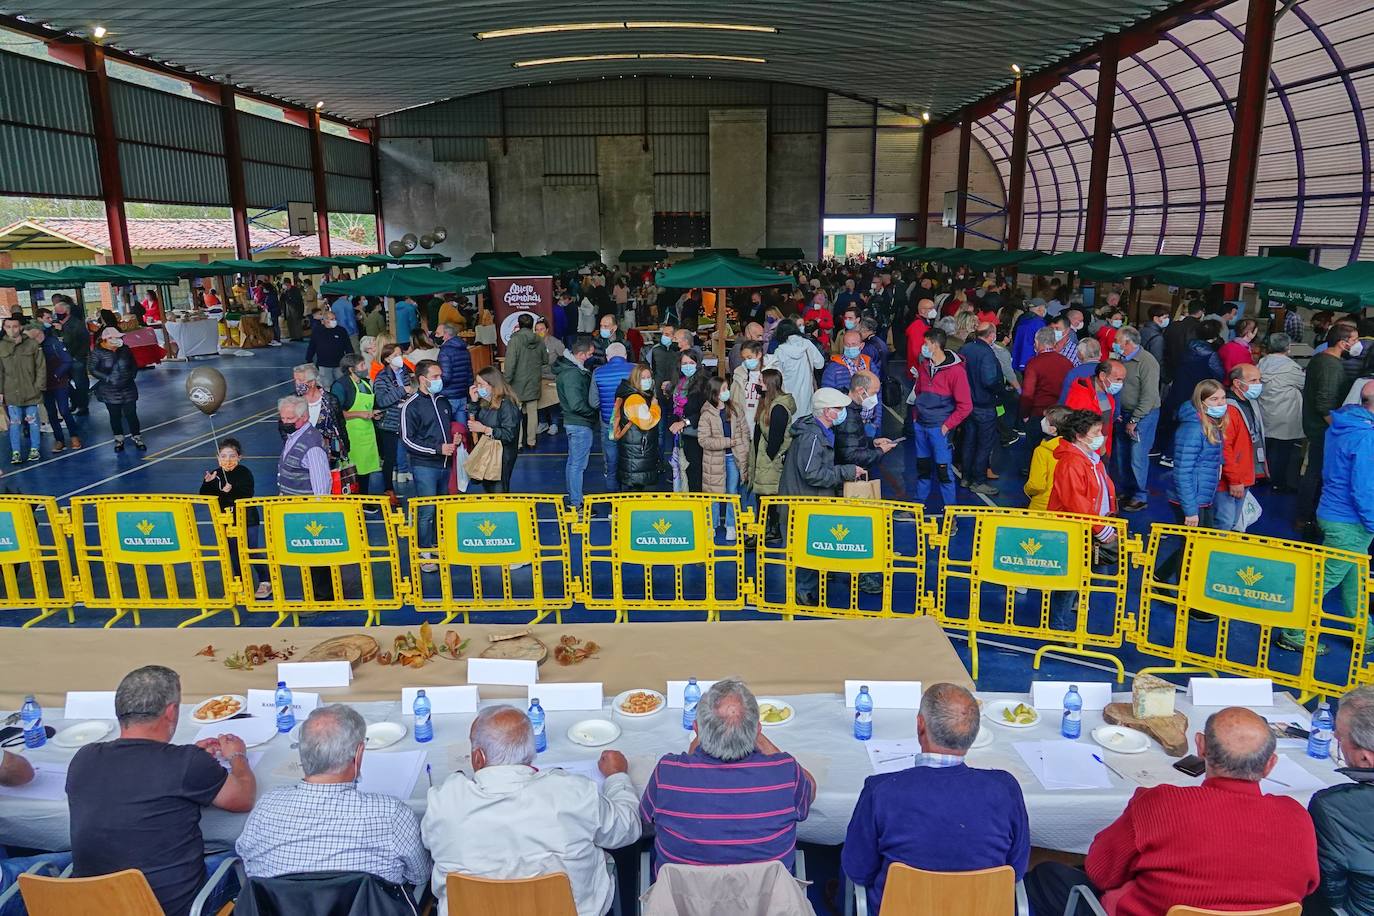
top-left (639, 678), bottom-right (816, 878)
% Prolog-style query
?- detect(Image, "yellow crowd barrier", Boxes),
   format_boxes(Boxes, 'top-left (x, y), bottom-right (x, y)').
top-left (575, 493), bottom-right (749, 621)
top-left (234, 495), bottom-right (405, 627)
top-left (934, 506), bottom-right (1140, 681)
top-left (1136, 524), bottom-right (1373, 699)
top-left (407, 495), bottom-right (576, 625)
top-left (0, 496), bottom-right (76, 628)
top-left (751, 496), bottom-right (931, 619)
top-left (68, 495), bottom-right (238, 628)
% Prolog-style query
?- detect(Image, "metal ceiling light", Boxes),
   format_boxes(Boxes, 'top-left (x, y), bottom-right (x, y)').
top-left (91, 25), bottom-right (107, 39)
top-left (477, 21), bottom-right (776, 40)
top-left (922, 111), bottom-right (931, 122)
top-left (513, 53), bottom-right (765, 68)
top-left (1011, 63), bottom-right (1022, 74)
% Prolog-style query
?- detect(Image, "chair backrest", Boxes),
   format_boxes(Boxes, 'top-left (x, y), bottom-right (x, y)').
top-left (878, 863), bottom-right (1015, 916)
top-left (19, 869), bottom-right (163, 916)
top-left (1166, 906), bottom-right (1302, 916)
top-left (446, 871), bottom-right (578, 916)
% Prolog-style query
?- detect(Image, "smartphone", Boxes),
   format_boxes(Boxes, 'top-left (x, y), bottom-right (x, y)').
top-left (888, 437), bottom-right (907, 445)
top-left (1172, 754), bottom-right (1206, 778)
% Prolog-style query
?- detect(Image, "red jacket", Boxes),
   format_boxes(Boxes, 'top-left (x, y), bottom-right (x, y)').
top-left (1019, 351), bottom-right (1072, 420)
top-left (912, 352), bottom-right (972, 430)
top-left (1085, 777), bottom-right (1318, 916)
top-left (803, 306), bottom-right (833, 349)
top-left (1219, 338), bottom-right (1255, 376)
top-left (1048, 439), bottom-right (1116, 537)
top-left (1218, 402), bottom-right (1256, 489)
top-left (1063, 377), bottom-right (1117, 457)
top-left (1096, 324), bottom-right (1119, 354)
top-left (905, 317), bottom-right (933, 370)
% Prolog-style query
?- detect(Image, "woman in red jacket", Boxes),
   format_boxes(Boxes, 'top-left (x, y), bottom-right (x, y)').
top-left (1046, 409), bottom-right (1120, 629)
top-left (802, 290), bottom-right (834, 351)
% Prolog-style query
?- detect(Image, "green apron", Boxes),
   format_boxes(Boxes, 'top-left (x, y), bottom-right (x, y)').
top-left (345, 378), bottom-right (381, 476)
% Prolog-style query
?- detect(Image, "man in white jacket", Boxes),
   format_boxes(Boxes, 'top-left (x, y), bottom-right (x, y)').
top-left (774, 320), bottom-right (824, 419)
top-left (421, 706), bottom-right (641, 916)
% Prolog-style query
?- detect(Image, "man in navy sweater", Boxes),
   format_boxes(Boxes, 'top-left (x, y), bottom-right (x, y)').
top-left (842, 683), bottom-right (1029, 915)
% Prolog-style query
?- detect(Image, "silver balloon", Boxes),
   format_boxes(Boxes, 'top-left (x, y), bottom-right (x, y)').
top-left (419, 234), bottom-right (434, 249)
top-left (388, 239), bottom-right (407, 259)
top-left (402, 233), bottom-right (418, 252)
top-left (432, 227), bottom-right (448, 243)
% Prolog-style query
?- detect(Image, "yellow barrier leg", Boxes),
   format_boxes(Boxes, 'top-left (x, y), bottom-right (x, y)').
top-left (177, 607), bottom-right (224, 628)
top-left (1033, 644), bottom-right (1126, 682)
top-left (968, 632), bottom-right (980, 680)
top-left (104, 609), bottom-right (127, 629)
top-left (22, 608), bottom-right (63, 628)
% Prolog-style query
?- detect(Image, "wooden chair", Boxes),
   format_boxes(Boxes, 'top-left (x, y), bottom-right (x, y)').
top-left (445, 872), bottom-right (578, 916)
top-left (19, 869), bottom-right (164, 916)
top-left (853, 863), bottom-right (1028, 916)
top-left (1166, 906), bottom-right (1302, 916)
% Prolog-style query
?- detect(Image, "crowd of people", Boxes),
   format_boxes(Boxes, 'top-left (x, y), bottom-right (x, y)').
top-left (3, 666), bottom-right (1369, 916)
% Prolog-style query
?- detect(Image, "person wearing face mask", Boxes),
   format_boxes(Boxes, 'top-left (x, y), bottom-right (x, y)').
top-left (612, 363), bottom-right (662, 492)
top-left (1219, 318), bottom-right (1259, 376)
top-left (502, 313), bottom-right (548, 451)
top-left (727, 322), bottom-right (764, 375)
top-left (467, 367), bottom-right (521, 493)
top-left (1155, 380), bottom-right (1228, 583)
top-left (858, 317), bottom-right (889, 384)
top-left (1064, 359), bottom-right (1127, 458)
top-left (1024, 406), bottom-right (1072, 511)
top-left (52, 295), bottom-right (91, 417)
top-left (86, 325), bottom-right (144, 453)
top-left (372, 344), bottom-right (414, 506)
top-left (1046, 314), bottom-right (1081, 368)
top-left (910, 328), bottom-right (972, 509)
top-left (1046, 409), bottom-right (1122, 628)
top-left (835, 371), bottom-right (897, 477)
top-left (26, 320), bottom-right (80, 452)
top-left (591, 342), bottom-right (634, 489)
top-left (400, 360), bottom-right (456, 568)
top-left (697, 376), bottom-right (751, 540)
top-left (802, 291), bottom-right (835, 351)
top-left (1299, 321), bottom-right (1361, 535)
top-left (199, 438), bottom-right (265, 596)
top-left (1018, 327), bottom-right (1073, 452)
top-left (432, 322), bottom-right (473, 424)
top-left (821, 329), bottom-right (872, 392)
top-left (1138, 305), bottom-right (1172, 374)
top-left (904, 298), bottom-right (937, 373)
top-left (667, 350), bottom-right (713, 493)
top-left (1215, 364), bottom-right (1268, 533)
top-left (1096, 308), bottom-right (1126, 355)
top-left (729, 341), bottom-right (767, 442)
top-left (555, 338), bottom-right (598, 509)
top-left (330, 353), bottom-right (382, 499)
top-left (959, 321), bottom-right (1005, 495)
top-left (305, 306), bottom-right (351, 391)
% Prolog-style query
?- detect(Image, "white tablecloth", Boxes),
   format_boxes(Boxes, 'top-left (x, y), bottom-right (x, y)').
top-left (0, 691), bottom-right (1346, 854)
top-left (163, 319), bottom-right (221, 359)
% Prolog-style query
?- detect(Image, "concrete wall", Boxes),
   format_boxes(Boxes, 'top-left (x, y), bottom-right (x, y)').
top-left (379, 138), bottom-right (494, 265)
top-left (597, 136), bottom-right (655, 260)
top-left (709, 108), bottom-right (768, 255)
top-left (542, 184), bottom-right (601, 255)
top-left (768, 133), bottom-right (823, 259)
top-left (487, 138), bottom-right (545, 254)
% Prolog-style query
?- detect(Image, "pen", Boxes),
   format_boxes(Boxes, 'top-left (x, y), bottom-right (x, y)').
top-left (426, 764), bottom-right (433, 788)
top-left (1092, 754), bottom-right (1126, 781)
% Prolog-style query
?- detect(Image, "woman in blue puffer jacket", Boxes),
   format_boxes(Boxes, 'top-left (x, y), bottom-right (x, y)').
top-left (1156, 378), bottom-right (1227, 581)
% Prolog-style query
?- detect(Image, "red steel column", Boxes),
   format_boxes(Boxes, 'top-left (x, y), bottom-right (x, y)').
top-left (954, 117), bottom-right (972, 247)
top-left (219, 85), bottom-right (252, 259)
top-left (916, 125), bottom-right (933, 246)
top-left (308, 111), bottom-right (332, 256)
top-left (83, 45), bottom-right (132, 264)
top-left (1084, 37), bottom-right (1121, 252)
top-left (1005, 75), bottom-right (1031, 250)
top-left (1218, 0), bottom-right (1277, 256)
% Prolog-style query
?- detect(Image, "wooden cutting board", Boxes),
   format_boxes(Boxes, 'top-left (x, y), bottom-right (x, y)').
top-left (1103, 702), bottom-right (1190, 757)
top-left (301, 634), bottom-right (379, 667)
top-left (479, 633), bottom-right (548, 665)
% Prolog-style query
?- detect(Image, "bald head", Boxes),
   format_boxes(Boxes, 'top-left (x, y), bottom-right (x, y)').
top-left (1362, 379), bottom-right (1374, 408)
top-left (1198, 707), bottom-right (1277, 781)
top-left (842, 329), bottom-right (862, 349)
top-left (470, 705), bottom-right (537, 770)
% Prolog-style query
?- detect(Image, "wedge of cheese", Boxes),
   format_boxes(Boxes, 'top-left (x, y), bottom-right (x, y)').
top-left (1132, 673), bottom-right (1176, 719)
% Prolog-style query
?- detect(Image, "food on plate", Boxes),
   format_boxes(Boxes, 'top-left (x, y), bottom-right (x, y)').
top-left (553, 635), bottom-right (601, 666)
top-left (620, 691), bottom-right (663, 714)
top-left (1001, 702), bottom-right (1037, 725)
top-left (194, 696), bottom-right (241, 720)
top-left (759, 703), bottom-right (792, 724)
top-left (223, 643), bottom-right (296, 671)
top-left (1131, 673), bottom-right (1176, 719)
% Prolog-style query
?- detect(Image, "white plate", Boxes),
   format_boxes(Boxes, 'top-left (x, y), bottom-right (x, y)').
top-left (757, 699), bottom-right (795, 727)
top-left (52, 721), bottom-right (112, 748)
top-left (970, 727), bottom-right (995, 749)
top-left (613, 689), bottom-right (666, 718)
top-left (1091, 726), bottom-right (1150, 754)
top-left (984, 700), bottom-right (1041, 729)
top-left (191, 695), bottom-right (247, 725)
top-left (567, 719), bottom-right (622, 747)
top-left (365, 721), bottom-right (407, 750)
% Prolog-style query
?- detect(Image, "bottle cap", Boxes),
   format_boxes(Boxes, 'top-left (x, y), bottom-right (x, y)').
top-left (417, 689), bottom-right (426, 697)
top-left (860, 685), bottom-right (869, 691)
top-left (277, 681), bottom-right (286, 688)
top-left (531, 698), bottom-right (539, 705)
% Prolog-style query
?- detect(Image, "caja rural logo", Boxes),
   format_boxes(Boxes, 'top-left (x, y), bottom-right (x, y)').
top-left (457, 512), bottom-right (520, 552)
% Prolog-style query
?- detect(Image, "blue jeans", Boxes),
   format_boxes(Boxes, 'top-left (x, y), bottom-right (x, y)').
top-left (962, 406), bottom-right (999, 479)
top-left (711, 454), bottom-right (739, 529)
top-left (1213, 489), bottom-right (1247, 532)
top-left (603, 427), bottom-right (620, 489)
top-left (412, 462), bottom-right (448, 549)
top-left (448, 396), bottom-right (468, 425)
top-left (6, 405), bottom-right (38, 455)
top-left (43, 387), bottom-right (77, 444)
top-left (1115, 408), bottom-right (1158, 502)
top-left (0, 852), bottom-right (71, 916)
top-left (914, 424), bottom-right (955, 508)
top-left (566, 425), bottom-right (593, 506)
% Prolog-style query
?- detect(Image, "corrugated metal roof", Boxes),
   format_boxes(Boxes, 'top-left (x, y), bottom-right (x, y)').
top-left (119, 143), bottom-right (230, 206)
top-left (0, 49), bottom-right (92, 134)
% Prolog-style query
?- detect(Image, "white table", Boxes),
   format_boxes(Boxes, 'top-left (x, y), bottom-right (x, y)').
top-left (0, 691), bottom-right (1346, 855)
top-left (163, 319), bottom-right (221, 359)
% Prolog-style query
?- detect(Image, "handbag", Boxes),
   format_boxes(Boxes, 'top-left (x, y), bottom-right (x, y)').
top-left (843, 479), bottom-right (883, 501)
top-left (330, 462), bottom-right (358, 495)
top-left (465, 434), bottom-right (504, 481)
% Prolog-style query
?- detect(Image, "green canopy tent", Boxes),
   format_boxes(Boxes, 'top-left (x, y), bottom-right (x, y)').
top-left (1077, 254), bottom-right (1200, 282)
top-left (393, 252), bottom-right (450, 265)
top-left (1019, 252), bottom-right (1118, 274)
top-left (446, 257), bottom-right (554, 297)
top-left (254, 257), bottom-right (336, 274)
top-left (145, 260), bottom-right (251, 278)
top-left (756, 247), bottom-right (808, 262)
top-left (0, 268), bottom-right (61, 291)
top-left (550, 250), bottom-right (601, 265)
top-left (470, 251), bottom-right (522, 262)
top-left (655, 254), bottom-right (793, 372)
top-left (927, 248), bottom-right (978, 266)
top-left (1258, 261), bottom-right (1374, 313)
top-left (1152, 255), bottom-right (1329, 289)
top-left (963, 249), bottom-right (1046, 272)
top-left (319, 267), bottom-right (458, 298)
top-left (45, 264), bottom-right (181, 285)
top-left (619, 249), bottom-right (669, 263)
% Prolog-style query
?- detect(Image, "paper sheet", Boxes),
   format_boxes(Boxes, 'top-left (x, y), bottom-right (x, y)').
top-left (1014, 740), bottom-right (1112, 790)
top-left (0, 761), bottom-right (68, 801)
top-left (215, 750), bottom-right (265, 772)
top-left (543, 758), bottom-right (605, 787)
top-left (194, 716), bottom-right (278, 748)
top-left (357, 749), bottom-right (427, 800)
top-left (1261, 754), bottom-right (1329, 794)
top-left (865, 738), bottom-right (919, 775)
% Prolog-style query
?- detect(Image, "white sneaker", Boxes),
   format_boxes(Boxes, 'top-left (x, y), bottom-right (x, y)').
top-left (255, 582), bottom-right (272, 599)
top-left (548, 424), bottom-right (559, 435)
top-left (725, 525), bottom-right (737, 541)
top-left (40, 423), bottom-right (52, 434)
top-left (511, 562), bottom-right (531, 570)
top-left (537, 422), bottom-right (550, 434)
top-left (269, 340), bottom-right (283, 347)
top-left (420, 563), bottom-right (438, 573)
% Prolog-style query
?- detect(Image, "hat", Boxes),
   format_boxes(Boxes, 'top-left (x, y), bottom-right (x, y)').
top-left (100, 326), bottom-right (123, 342)
top-left (606, 342), bottom-right (627, 359)
top-left (812, 387), bottom-right (851, 411)
top-left (23, 321), bottom-right (43, 332)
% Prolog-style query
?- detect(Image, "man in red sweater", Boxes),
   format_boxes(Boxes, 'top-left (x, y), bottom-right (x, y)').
top-left (1025, 707), bottom-right (1319, 916)
top-left (904, 298), bottom-right (937, 370)
top-left (1063, 359), bottom-right (1126, 457)
top-left (1019, 327), bottom-right (1072, 454)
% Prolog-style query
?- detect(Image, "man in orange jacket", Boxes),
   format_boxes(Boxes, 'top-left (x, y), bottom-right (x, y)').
top-left (1216, 363), bottom-right (1267, 532)
top-left (1063, 359), bottom-right (1126, 458)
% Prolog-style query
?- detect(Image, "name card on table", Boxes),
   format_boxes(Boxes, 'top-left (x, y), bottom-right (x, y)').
top-left (1031, 681), bottom-right (1112, 711)
top-left (277, 661), bottom-right (352, 689)
top-left (64, 691), bottom-right (116, 721)
top-left (247, 689), bottom-right (320, 719)
top-left (666, 680), bottom-right (720, 708)
top-left (401, 686), bottom-right (478, 715)
top-left (844, 680), bottom-right (923, 709)
top-left (466, 658), bottom-right (538, 687)
top-left (529, 683), bottom-right (603, 711)
top-left (1189, 677), bottom-right (1272, 707)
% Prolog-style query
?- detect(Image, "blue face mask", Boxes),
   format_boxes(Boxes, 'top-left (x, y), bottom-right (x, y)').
top-left (600, 328), bottom-right (613, 339)
top-left (920, 343), bottom-right (933, 360)
top-left (743, 357), bottom-right (759, 370)
top-left (661, 334), bottom-right (672, 347)
top-left (1245, 383), bottom-right (1263, 400)
top-left (834, 408), bottom-right (848, 426)
top-left (477, 386), bottom-right (491, 400)
top-left (1106, 381), bottom-right (1124, 395)
top-left (1205, 403), bottom-right (1228, 419)
top-left (681, 364), bottom-right (697, 378)
top-left (844, 319), bottom-right (857, 330)
top-left (427, 378), bottom-right (443, 395)
top-left (843, 345), bottom-right (861, 359)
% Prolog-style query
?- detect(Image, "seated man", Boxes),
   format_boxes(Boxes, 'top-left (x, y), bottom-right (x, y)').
top-left (842, 683), bottom-right (1029, 914)
top-left (422, 706), bottom-right (640, 916)
top-left (640, 677), bottom-right (816, 878)
top-left (1025, 706), bottom-right (1319, 916)
top-left (1310, 685), bottom-right (1374, 916)
top-left (66, 665), bottom-right (256, 916)
top-left (236, 705), bottom-right (429, 886)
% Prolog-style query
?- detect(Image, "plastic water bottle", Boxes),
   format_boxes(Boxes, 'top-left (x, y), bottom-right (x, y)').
top-left (682, 678), bottom-right (701, 731)
top-left (528, 699), bottom-right (547, 753)
top-left (854, 686), bottom-right (874, 741)
top-left (1062, 685), bottom-right (1083, 740)
top-left (413, 690), bottom-right (433, 744)
top-left (1308, 702), bottom-right (1333, 760)
top-left (20, 695), bottom-right (44, 749)
top-left (274, 681), bottom-right (295, 734)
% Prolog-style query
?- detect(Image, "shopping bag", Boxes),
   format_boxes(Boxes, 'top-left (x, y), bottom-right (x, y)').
top-left (843, 479), bottom-right (883, 501)
top-left (466, 435), bottom-right (504, 481)
top-left (330, 462), bottom-right (359, 495)
top-left (1236, 490), bottom-right (1262, 531)
top-left (671, 442), bottom-right (687, 493)
top-left (451, 441), bottom-right (470, 493)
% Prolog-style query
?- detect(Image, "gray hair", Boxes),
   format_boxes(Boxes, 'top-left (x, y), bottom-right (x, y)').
top-left (1034, 327), bottom-right (1058, 349)
top-left (278, 395), bottom-right (309, 420)
top-left (937, 316), bottom-right (958, 335)
top-left (1077, 338), bottom-right (1102, 361)
top-left (919, 682), bottom-right (981, 752)
top-left (1203, 709), bottom-right (1277, 780)
top-left (860, 317), bottom-right (880, 334)
top-left (1266, 332), bottom-right (1292, 354)
top-left (299, 705), bottom-right (366, 777)
top-left (114, 665), bottom-right (181, 727)
top-left (441, 322), bottom-right (461, 338)
top-left (1116, 326), bottom-right (1142, 348)
top-left (293, 363), bottom-right (319, 382)
top-left (1339, 686), bottom-right (1374, 752)
top-left (471, 705), bottom-right (537, 766)
top-left (696, 677), bottom-right (760, 762)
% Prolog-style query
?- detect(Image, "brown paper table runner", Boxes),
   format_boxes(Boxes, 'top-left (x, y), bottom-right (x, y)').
top-left (0, 617), bottom-right (971, 708)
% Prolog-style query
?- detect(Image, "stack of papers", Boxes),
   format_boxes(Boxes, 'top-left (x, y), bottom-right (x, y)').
top-left (864, 738), bottom-right (919, 775)
top-left (543, 759), bottom-right (606, 787)
top-left (1014, 740), bottom-right (1112, 790)
top-left (0, 761), bottom-right (69, 800)
top-left (358, 750), bottom-right (428, 800)
top-left (1261, 755), bottom-right (1328, 795)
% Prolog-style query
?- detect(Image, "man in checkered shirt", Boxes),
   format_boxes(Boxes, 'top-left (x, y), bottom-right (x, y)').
top-left (235, 705), bottom-right (430, 886)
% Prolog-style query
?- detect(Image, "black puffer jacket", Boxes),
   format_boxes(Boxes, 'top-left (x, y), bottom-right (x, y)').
top-left (615, 379), bottom-right (660, 490)
top-left (87, 345), bottom-right (138, 404)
